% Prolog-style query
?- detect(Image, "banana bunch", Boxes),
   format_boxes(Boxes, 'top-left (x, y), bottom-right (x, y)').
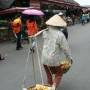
top-left (32, 84), bottom-right (48, 90)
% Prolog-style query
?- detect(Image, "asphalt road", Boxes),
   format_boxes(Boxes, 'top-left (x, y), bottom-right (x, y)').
top-left (0, 23), bottom-right (90, 90)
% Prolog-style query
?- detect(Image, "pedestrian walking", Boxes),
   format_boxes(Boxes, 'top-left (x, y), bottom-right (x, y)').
top-left (0, 53), bottom-right (5, 60)
top-left (71, 14), bottom-right (75, 25)
top-left (58, 12), bottom-right (68, 39)
top-left (81, 14), bottom-right (86, 25)
top-left (26, 16), bottom-right (38, 52)
top-left (31, 14), bottom-right (73, 90)
top-left (12, 16), bottom-right (23, 50)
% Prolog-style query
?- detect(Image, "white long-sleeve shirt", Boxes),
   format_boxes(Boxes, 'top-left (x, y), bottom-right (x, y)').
top-left (41, 26), bottom-right (72, 66)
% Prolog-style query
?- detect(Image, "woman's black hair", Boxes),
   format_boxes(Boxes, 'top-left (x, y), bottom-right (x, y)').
top-left (29, 15), bottom-right (35, 22)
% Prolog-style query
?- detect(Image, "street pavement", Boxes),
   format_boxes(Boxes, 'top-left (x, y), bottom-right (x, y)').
top-left (0, 23), bottom-right (90, 90)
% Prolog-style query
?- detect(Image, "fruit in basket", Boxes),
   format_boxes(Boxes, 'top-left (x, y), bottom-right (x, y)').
top-left (33, 84), bottom-right (48, 90)
top-left (60, 59), bottom-right (72, 73)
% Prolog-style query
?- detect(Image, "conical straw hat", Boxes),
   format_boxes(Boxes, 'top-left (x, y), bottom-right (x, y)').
top-left (46, 14), bottom-right (67, 27)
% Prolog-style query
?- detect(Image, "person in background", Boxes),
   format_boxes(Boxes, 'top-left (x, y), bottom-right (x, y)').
top-left (26, 16), bottom-right (38, 36)
top-left (81, 14), bottom-right (86, 25)
top-left (86, 13), bottom-right (90, 23)
top-left (26, 16), bottom-right (38, 52)
top-left (0, 53), bottom-right (5, 60)
top-left (31, 14), bottom-right (73, 90)
top-left (12, 16), bottom-right (23, 50)
top-left (58, 12), bottom-right (66, 21)
top-left (71, 14), bottom-right (75, 25)
top-left (58, 12), bottom-right (68, 39)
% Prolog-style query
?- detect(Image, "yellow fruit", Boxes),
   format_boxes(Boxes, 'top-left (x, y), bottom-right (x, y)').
top-left (32, 84), bottom-right (48, 90)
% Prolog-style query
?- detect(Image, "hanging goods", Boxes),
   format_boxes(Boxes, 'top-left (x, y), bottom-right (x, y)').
top-left (22, 36), bottom-right (52, 90)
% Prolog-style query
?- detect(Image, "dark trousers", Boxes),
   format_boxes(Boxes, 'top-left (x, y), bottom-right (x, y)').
top-left (16, 31), bottom-right (22, 49)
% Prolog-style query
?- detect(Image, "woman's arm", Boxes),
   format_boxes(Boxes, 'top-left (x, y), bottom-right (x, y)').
top-left (59, 33), bottom-right (72, 61)
top-left (29, 28), bottom-right (48, 38)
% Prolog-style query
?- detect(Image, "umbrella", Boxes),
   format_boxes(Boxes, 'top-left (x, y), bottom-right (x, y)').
top-left (22, 9), bottom-right (44, 16)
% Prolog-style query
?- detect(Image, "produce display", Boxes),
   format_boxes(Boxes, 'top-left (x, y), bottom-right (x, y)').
top-left (28, 84), bottom-right (51, 90)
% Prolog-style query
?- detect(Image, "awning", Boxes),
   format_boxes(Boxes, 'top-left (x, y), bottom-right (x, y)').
top-left (0, 7), bottom-right (35, 15)
top-left (43, 0), bottom-right (81, 9)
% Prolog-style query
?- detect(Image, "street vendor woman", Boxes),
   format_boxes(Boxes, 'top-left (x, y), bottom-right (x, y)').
top-left (30, 14), bottom-right (73, 90)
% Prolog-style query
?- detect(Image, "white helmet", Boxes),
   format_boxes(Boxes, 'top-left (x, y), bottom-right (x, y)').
top-left (58, 12), bottom-right (63, 16)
